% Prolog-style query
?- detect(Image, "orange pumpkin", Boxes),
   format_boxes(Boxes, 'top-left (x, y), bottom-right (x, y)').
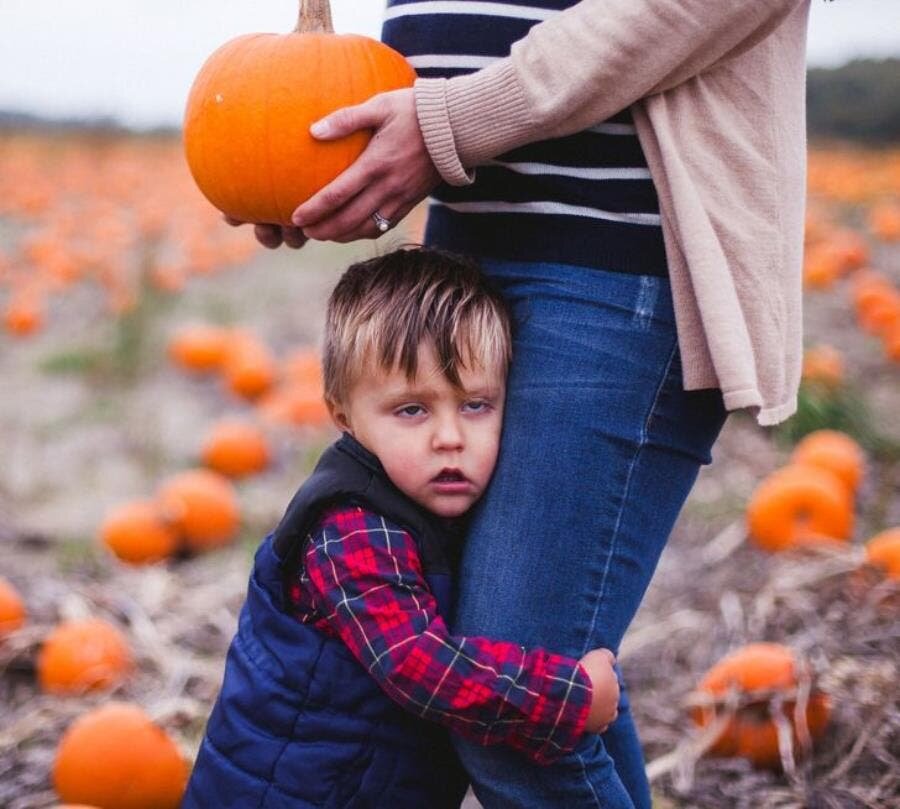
top-left (4, 289), bottom-right (45, 337)
top-left (37, 618), bottom-right (132, 694)
top-left (156, 469), bottom-right (240, 551)
top-left (167, 324), bottom-right (231, 373)
top-left (223, 333), bottom-right (277, 400)
top-left (865, 528), bottom-right (900, 579)
top-left (802, 244), bottom-right (842, 289)
top-left (183, 0), bottom-right (416, 225)
top-left (858, 290), bottom-right (900, 336)
top-left (53, 702), bottom-right (187, 809)
top-left (790, 429), bottom-right (865, 496)
top-left (0, 576), bottom-right (26, 635)
top-left (99, 499), bottom-right (180, 564)
top-left (867, 201), bottom-right (900, 241)
top-left (884, 321), bottom-right (900, 362)
top-left (746, 464), bottom-right (853, 552)
top-left (201, 419), bottom-right (271, 478)
top-left (691, 643), bottom-right (830, 769)
top-left (801, 344), bottom-right (844, 389)
top-left (257, 382), bottom-right (332, 428)
top-left (281, 347), bottom-right (324, 389)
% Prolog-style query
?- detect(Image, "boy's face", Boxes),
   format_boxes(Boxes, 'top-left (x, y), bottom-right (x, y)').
top-left (330, 342), bottom-right (505, 518)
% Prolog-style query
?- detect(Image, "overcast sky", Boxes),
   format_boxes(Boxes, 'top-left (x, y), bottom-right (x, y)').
top-left (1, 0), bottom-right (898, 128)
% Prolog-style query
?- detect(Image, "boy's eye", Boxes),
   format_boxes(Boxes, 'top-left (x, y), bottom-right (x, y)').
top-left (396, 404), bottom-right (424, 417)
top-left (462, 400), bottom-right (490, 413)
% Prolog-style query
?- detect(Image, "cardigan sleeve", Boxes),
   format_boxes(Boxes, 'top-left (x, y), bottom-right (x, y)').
top-left (414, 0), bottom-right (807, 184)
top-left (301, 505), bottom-right (594, 764)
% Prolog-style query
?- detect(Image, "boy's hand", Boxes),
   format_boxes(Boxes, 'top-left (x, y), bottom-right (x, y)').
top-left (223, 216), bottom-right (309, 250)
top-left (578, 648), bottom-right (620, 734)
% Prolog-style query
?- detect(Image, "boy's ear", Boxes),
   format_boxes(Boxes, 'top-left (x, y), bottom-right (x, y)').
top-left (326, 399), bottom-right (352, 434)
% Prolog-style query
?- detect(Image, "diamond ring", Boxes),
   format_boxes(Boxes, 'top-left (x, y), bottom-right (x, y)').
top-left (371, 211), bottom-right (391, 233)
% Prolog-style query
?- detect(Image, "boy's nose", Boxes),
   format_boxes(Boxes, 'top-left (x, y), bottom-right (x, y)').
top-left (432, 416), bottom-right (464, 451)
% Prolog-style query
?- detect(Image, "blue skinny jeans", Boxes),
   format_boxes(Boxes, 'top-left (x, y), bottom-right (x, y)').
top-left (448, 259), bottom-right (729, 808)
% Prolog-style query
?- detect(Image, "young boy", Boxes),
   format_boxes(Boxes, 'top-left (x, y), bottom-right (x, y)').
top-left (184, 247), bottom-right (620, 808)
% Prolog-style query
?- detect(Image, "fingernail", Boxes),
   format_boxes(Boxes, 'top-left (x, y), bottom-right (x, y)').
top-left (310, 120), bottom-right (329, 138)
top-left (292, 213), bottom-right (305, 227)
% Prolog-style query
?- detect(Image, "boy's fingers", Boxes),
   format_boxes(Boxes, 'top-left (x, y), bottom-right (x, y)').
top-left (223, 214), bottom-right (244, 227)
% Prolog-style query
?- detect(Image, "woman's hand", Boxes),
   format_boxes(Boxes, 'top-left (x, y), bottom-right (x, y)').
top-left (290, 87), bottom-right (441, 242)
top-left (223, 216), bottom-right (309, 250)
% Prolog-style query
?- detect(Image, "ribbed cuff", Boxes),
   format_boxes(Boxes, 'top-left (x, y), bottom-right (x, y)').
top-left (415, 59), bottom-right (534, 184)
top-left (444, 59), bottom-right (534, 166)
top-left (414, 78), bottom-right (475, 187)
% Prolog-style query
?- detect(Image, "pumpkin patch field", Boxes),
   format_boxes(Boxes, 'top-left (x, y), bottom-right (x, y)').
top-left (0, 132), bottom-right (898, 809)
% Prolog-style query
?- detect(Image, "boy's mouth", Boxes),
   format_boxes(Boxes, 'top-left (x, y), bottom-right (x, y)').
top-left (429, 468), bottom-right (474, 495)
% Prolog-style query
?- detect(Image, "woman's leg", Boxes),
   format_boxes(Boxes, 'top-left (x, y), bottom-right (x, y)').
top-left (449, 260), bottom-right (728, 808)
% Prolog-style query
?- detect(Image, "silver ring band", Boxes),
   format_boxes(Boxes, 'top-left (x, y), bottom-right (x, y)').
top-left (372, 211), bottom-right (391, 233)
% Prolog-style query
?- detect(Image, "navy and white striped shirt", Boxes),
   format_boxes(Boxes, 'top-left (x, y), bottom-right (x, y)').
top-left (382, 0), bottom-right (667, 276)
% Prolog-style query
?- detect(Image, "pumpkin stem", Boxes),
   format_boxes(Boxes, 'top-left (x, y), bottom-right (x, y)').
top-left (296, 0), bottom-right (334, 33)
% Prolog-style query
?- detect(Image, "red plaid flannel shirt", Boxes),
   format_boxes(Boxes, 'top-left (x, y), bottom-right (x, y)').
top-left (286, 504), bottom-right (593, 764)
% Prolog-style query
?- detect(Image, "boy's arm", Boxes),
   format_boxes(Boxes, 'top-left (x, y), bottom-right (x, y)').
top-left (301, 506), bottom-right (593, 765)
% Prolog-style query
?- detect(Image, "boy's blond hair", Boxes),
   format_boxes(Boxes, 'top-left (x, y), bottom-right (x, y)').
top-left (323, 247), bottom-right (511, 407)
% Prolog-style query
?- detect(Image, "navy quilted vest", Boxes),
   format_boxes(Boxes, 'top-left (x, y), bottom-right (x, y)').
top-left (183, 433), bottom-right (469, 808)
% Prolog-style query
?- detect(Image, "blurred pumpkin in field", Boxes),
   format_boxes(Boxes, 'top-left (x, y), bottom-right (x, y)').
top-left (0, 576), bottom-right (26, 635)
top-left (790, 429), bottom-right (865, 497)
top-left (281, 347), bottom-right (323, 389)
top-left (858, 291), bottom-right (900, 336)
top-left (38, 618), bottom-right (132, 694)
top-left (4, 289), bottom-right (45, 336)
top-left (802, 244), bottom-right (842, 289)
top-left (167, 324), bottom-right (232, 373)
top-left (864, 528), bottom-right (900, 580)
top-left (201, 418), bottom-right (271, 478)
top-left (53, 702), bottom-right (187, 809)
top-left (222, 331), bottom-right (277, 400)
top-left (867, 201), bottom-right (900, 241)
top-left (690, 643), bottom-right (830, 769)
top-left (99, 499), bottom-right (180, 564)
top-left (746, 464), bottom-right (853, 552)
top-left (157, 468), bottom-right (240, 551)
top-left (883, 321), bottom-right (900, 362)
top-left (183, 0), bottom-right (416, 226)
top-left (827, 228), bottom-right (869, 273)
top-left (852, 273), bottom-right (900, 336)
top-left (257, 382), bottom-right (332, 429)
top-left (801, 344), bottom-right (844, 389)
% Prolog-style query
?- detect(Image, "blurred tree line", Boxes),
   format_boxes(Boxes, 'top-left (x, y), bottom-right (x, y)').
top-left (807, 58), bottom-right (900, 143)
top-left (2, 58), bottom-right (898, 143)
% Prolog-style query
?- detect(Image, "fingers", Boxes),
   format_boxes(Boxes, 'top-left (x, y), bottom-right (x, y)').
top-left (281, 227), bottom-right (309, 249)
top-left (254, 224), bottom-right (283, 250)
top-left (301, 184), bottom-right (405, 243)
top-left (309, 95), bottom-right (388, 141)
top-left (222, 214), bottom-right (307, 250)
top-left (292, 159), bottom-right (378, 229)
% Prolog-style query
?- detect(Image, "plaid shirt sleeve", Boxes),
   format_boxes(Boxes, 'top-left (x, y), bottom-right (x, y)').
top-left (299, 504), bottom-right (593, 765)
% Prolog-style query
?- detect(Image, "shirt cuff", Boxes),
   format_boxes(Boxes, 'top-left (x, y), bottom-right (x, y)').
top-left (529, 657), bottom-right (594, 764)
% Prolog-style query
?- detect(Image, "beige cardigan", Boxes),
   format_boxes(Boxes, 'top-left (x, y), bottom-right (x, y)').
top-left (414, 0), bottom-right (812, 426)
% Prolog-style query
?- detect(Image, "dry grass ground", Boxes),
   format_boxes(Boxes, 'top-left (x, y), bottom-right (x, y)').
top-left (1, 140), bottom-right (898, 808)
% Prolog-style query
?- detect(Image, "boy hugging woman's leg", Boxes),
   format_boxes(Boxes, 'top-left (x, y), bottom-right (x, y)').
top-left (183, 247), bottom-right (619, 808)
